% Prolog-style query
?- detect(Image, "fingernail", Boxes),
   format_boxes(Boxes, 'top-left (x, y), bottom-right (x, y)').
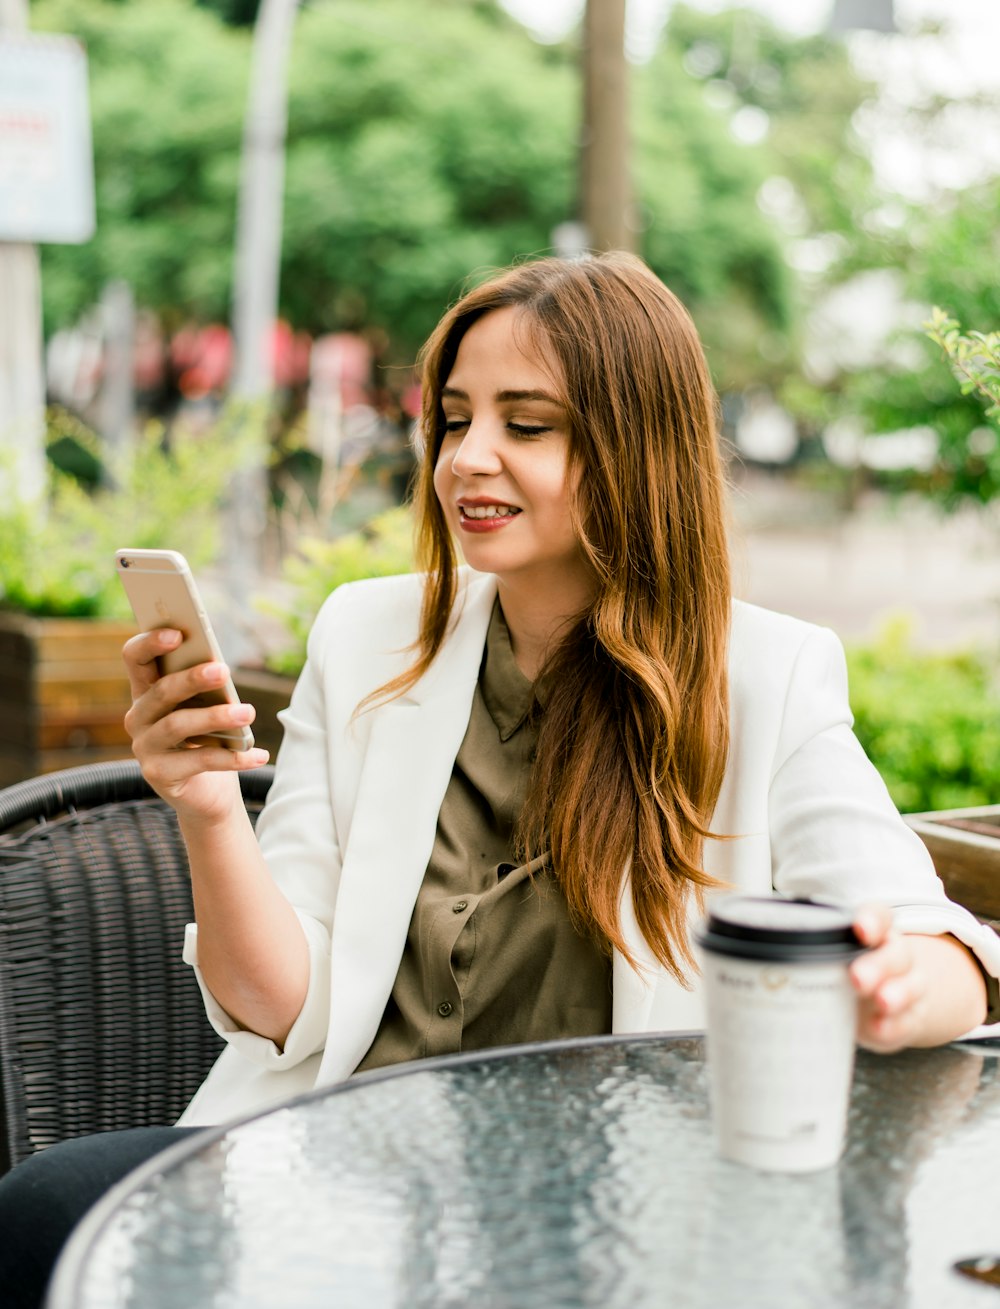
top-left (160, 629), bottom-right (182, 645)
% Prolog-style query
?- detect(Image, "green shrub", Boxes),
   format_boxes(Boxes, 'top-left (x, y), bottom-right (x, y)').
top-left (0, 407), bottom-right (256, 618)
top-left (846, 616), bottom-right (1000, 813)
top-left (926, 308), bottom-right (1000, 421)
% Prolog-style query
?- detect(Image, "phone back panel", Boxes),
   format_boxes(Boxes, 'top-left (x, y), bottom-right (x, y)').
top-left (114, 549), bottom-right (252, 749)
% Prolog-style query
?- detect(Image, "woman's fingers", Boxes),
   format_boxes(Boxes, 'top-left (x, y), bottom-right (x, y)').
top-left (872, 973), bottom-right (921, 1018)
top-left (850, 902), bottom-right (893, 950)
top-left (125, 659), bottom-right (231, 736)
top-left (135, 698), bottom-right (256, 754)
top-left (859, 983), bottom-right (924, 1052)
top-left (121, 628), bottom-right (182, 700)
top-left (851, 930), bottom-right (929, 1053)
top-left (847, 903), bottom-right (921, 1051)
top-left (142, 742), bottom-right (269, 787)
top-left (850, 931), bottom-right (911, 998)
top-left (122, 632), bottom-right (268, 824)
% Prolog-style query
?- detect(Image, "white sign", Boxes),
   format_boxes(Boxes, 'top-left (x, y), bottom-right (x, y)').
top-left (0, 33), bottom-right (95, 243)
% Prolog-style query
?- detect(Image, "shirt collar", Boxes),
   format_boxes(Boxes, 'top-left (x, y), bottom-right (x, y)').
top-left (480, 599), bottom-right (538, 742)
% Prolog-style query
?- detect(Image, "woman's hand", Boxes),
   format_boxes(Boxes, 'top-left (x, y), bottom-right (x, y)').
top-left (124, 628), bottom-right (308, 1044)
top-left (851, 904), bottom-right (988, 1052)
top-left (123, 627), bottom-right (269, 826)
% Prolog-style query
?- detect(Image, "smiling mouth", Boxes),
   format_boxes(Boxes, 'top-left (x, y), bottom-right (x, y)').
top-left (459, 504), bottom-right (522, 520)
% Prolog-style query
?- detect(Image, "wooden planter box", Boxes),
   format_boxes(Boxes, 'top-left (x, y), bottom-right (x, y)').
top-left (233, 666), bottom-right (296, 762)
top-left (905, 805), bottom-right (1000, 927)
top-left (0, 611), bottom-right (136, 787)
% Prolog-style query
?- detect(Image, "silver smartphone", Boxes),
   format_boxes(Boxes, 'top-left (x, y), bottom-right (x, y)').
top-left (115, 548), bottom-right (254, 751)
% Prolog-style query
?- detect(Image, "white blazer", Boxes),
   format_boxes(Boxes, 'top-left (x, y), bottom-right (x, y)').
top-left (179, 569), bottom-right (1000, 1126)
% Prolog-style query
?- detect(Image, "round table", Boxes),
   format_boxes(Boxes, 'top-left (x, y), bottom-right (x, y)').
top-left (48, 1034), bottom-right (1000, 1308)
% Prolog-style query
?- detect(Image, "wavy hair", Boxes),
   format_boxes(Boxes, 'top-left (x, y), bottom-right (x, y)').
top-left (379, 252), bottom-right (731, 979)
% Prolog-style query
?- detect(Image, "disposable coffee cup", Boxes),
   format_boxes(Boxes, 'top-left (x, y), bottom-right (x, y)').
top-left (696, 895), bottom-right (868, 1173)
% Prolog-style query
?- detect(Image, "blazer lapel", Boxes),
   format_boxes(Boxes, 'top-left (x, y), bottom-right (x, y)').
top-left (318, 572), bottom-right (498, 1082)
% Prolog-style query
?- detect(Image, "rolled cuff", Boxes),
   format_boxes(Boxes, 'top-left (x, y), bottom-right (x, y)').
top-left (182, 915), bottom-right (332, 1069)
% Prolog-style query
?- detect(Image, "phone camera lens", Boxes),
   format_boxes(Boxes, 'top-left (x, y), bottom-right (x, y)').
top-left (120, 558), bottom-right (130, 568)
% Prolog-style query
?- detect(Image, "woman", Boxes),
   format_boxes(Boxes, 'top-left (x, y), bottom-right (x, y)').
top-left (2, 252), bottom-right (997, 1303)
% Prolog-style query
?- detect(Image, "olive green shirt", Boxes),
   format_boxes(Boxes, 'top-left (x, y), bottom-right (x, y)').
top-left (357, 601), bottom-right (613, 1073)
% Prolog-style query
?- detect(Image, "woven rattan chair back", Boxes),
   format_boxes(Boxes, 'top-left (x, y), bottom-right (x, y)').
top-left (0, 759), bottom-right (274, 1174)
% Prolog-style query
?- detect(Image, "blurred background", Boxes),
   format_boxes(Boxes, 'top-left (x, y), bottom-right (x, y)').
top-left (0, 0), bottom-right (998, 806)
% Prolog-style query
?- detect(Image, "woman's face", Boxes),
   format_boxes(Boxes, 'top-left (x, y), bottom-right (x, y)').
top-left (434, 307), bottom-right (592, 602)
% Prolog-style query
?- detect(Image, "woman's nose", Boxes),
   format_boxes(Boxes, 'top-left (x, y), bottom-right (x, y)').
top-left (449, 420), bottom-right (503, 476)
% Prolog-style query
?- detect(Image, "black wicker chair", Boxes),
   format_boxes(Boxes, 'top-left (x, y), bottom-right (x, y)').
top-left (0, 759), bottom-right (274, 1175)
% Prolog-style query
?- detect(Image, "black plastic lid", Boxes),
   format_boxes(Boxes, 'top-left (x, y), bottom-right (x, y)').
top-left (695, 895), bottom-right (867, 963)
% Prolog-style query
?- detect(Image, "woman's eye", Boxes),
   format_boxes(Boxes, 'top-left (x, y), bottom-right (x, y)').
top-left (443, 418), bottom-right (469, 433)
top-left (508, 423), bottom-right (550, 438)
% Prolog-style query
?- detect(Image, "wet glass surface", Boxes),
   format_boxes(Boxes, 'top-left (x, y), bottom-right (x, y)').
top-left (56, 1037), bottom-right (1000, 1308)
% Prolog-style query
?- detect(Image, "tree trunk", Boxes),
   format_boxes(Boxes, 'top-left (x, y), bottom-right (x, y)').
top-left (581, 0), bottom-right (633, 253)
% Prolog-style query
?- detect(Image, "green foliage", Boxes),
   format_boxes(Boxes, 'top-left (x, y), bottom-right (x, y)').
top-left (914, 308), bottom-right (1000, 506)
top-left (633, 36), bottom-right (795, 387)
top-left (35, 0), bottom-right (249, 330)
top-left (260, 506), bottom-right (414, 675)
top-left (926, 308), bottom-right (1000, 420)
top-left (34, 0), bottom-right (793, 389)
top-left (657, 5), bottom-right (887, 389)
top-left (664, 7), bottom-right (880, 266)
top-left (278, 0), bottom-right (576, 354)
top-left (828, 180), bottom-right (1000, 508)
top-left (195, 0), bottom-right (259, 24)
top-left (0, 408), bottom-right (256, 618)
top-left (846, 617), bottom-right (1000, 813)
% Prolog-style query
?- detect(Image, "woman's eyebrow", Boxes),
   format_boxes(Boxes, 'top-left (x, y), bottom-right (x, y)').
top-left (495, 388), bottom-right (562, 404)
top-left (440, 385), bottom-right (564, 405)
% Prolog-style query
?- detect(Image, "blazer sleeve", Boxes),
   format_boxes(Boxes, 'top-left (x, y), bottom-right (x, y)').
top-left (183, 595), bottom-right (345, 1070)
top-left (766, 624), bottom-right (1000, 1023)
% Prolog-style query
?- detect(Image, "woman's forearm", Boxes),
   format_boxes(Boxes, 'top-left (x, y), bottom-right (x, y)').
top-left (181, 803), bottom-right (311, 1047)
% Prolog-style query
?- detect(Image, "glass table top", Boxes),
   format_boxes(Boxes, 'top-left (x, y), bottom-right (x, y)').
top-left (50, 1034), bottom-right (1000, 1308)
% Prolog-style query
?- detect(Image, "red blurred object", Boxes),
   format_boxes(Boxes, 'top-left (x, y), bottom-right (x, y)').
top-left (401, 380), bottom-right (422, 420)
top-left (271, 319), bottom-right (312, 389)
top-left (133, 312), bottom-right (166, 393)
top-left (310, 333), bottom-right (372, 409)
top-left (171, 323), bottom-right (233, 398)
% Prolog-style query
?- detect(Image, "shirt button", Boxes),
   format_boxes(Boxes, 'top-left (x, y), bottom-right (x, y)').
top-left (452, 900), bottom-right (468, 913)
top-left (437, 1001), bottom-right (454, 1018)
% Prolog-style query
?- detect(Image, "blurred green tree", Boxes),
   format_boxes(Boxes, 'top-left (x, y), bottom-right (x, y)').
top-left (633, 29), bottom-right (795, 390)
top-left (829, 179), bottom-right (1000, 507)
top-left (35, 0), bottom-right (792, 385)
top-left (664, 7), bottom-right (882, 278)
top-left (655, 5), bottom-right (891, 396)
top-left (36, 0), bottom-right (249, 331)
top-left (668, 4), bottom-right (1000, 507)
top-left (196, 0), bottom-right (260, 24)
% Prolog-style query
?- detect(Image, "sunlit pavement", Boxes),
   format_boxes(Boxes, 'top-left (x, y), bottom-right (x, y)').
top-left (731, 470), bottom-right (1000, 651)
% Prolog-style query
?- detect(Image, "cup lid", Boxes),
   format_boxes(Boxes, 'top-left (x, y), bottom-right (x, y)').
top-left (695, 894), bottom-right (867, 962)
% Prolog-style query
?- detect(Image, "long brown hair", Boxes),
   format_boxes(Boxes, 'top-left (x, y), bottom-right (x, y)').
top-left (382, 252), bottom-right (731, 978)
